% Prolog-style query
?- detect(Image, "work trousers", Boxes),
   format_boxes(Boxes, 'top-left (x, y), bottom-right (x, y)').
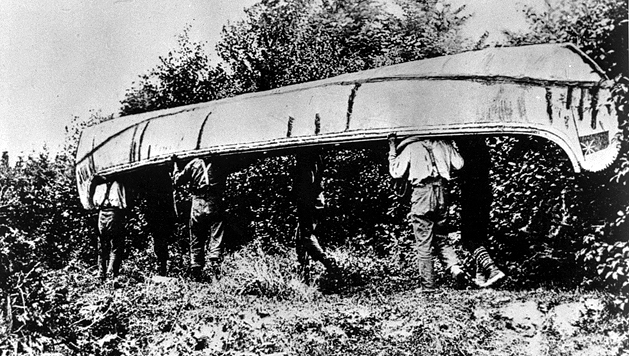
top-left (409, 180), bottom-right (459, 287)
top-left (145, 195), bottom-right (175, 275)
top-left (98, 208), bottom-right (126, 279)
top-left (189, 194), bottom-right (225, 269)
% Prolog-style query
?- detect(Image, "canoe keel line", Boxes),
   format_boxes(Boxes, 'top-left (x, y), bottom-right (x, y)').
top-left (75, 43), bottom-right (621, 209)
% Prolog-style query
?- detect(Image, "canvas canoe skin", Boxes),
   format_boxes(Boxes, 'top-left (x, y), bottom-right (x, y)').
top-left (75, 43), bottom-right (620, 209)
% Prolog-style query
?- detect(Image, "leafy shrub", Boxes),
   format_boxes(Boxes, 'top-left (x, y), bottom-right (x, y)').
top-left (322, 147), bottom-right (403, 249)
top-left (579, 231), bottom-right (629, 312)
top-left (0, 227), bottom-right (51, 354)
top-left (224, 155), bottom-right (295, 250)
top-left (0, 150), bottom-right (96, 269)
top-left (504, 0), bottom-right (629, 309)
top-left (0, 149), bottom-right (95, 354)
top-left (489, 136), bottom-right (589, 287)
top-left (0, 228), bottom-right (90, 354)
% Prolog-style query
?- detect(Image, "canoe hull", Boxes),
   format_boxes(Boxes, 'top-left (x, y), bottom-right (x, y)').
top-left (75, 43), bottom-right (620, 209)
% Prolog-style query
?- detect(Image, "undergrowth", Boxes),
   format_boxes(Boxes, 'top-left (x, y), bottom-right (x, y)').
top-left (2, 242), bottom-right (628, 355)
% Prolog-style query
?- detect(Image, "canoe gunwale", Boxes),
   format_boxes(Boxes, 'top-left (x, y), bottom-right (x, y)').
top-left (74, 75), bottom-right (613, 167)
top-left (89, 122), bottom-right (583, 178)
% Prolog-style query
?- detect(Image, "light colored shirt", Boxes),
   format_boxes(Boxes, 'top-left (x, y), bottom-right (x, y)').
top-left (389, 139), bottom-right (464, 185)
top-left (92, 181), bottom-right (127, 209)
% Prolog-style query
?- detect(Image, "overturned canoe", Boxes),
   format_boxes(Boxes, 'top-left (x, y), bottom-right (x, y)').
top-left (75, 43), bottom-right (620, 209)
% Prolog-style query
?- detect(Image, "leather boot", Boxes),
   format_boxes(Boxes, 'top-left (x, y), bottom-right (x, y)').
top-left (473, 246), bottom-right (505, 288)
top-left (210, 260), bottom-right (222, 282)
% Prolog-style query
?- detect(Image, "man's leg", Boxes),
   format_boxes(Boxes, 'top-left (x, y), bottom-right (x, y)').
top-left (297, 208), bottom-right (334, 269)
top-left (107, 210), bottom-right (125, 278)
top-left (206, 219), bottom-right (225, 262)
top-left (149, 198), bottom-right (173, 276)
top-left (294, 222), bottom-right (311, 281)
top-left (206, 192), bottom-right (225, 263)
top-left (433, 233), bottom-right (467, 286)
top-left (189, 198), bottom-right (208, 279)
top-left (304, 234), bottom-right (337, 273)
top-left (410, 215), bottom-right (435, 289)
top-left (458, 138), bottom-right (504, 286)
top-left (108, 234), bottom-right (124, 278)
top-left (409, 184), bottom-right (438, 289)
top-left (98, 210), bottom-right (113, 280)
top-left (296, 207), bottom-right (313, 264)
top-left (97, 233), bottom-right (109, 280)
top-left (432, 214), bottom-right (466, 283)
top-left (295, 223), bottom-right (308, 262)
top-left (153, 234), bottom-right (168, 276)
top-left (205, 218), bottom-right (225, 281)
top-left (204, 192), bottom-right (226, 280)
top-left (473, 246), bottom-right (505, 287)
top-left (151, 210), bottom-right (171, 276)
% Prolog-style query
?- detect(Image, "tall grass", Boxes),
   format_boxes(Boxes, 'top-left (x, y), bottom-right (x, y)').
top-left (219, 242), bottom-right (320, 301)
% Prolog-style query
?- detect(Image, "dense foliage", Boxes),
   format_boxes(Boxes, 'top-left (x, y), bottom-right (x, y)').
top-left (1, 0), bottom-right (628, 353)
top-left (215, 0), bottom-right (468, 92)
top-left (503, 0), bottom-right (628, 308)
top-left (119, 27), bottom-right (235, 116)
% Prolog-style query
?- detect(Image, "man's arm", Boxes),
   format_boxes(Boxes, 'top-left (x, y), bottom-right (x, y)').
top-left (171, 157), bottom-right (190, 188)
top-left (116, 180), bottom-right (129, 210)
top-left (448, 141), bottom-right (464, 171)
top-left (387, 133), bottom-right (408, 179)
top-left (89, 175), bottom-right (107, 208)
top-left (388, 133), bottom-right (397, 161)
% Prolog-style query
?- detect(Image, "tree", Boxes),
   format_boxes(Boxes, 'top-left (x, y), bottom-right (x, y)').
top-left (120, 26), bottom-right (234, 116)
top-left (217, 0), bottom-right (469, 93)
top-left (504, 0), bottom-right (627, 79)
top-left (385, 0), bottom-right (470, 63)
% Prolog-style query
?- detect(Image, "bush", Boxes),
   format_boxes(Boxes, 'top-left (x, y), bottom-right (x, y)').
top-left (0, 228), bottom-right (87, 354)
top-left (0, 151), bottom-right (96, 269)
top-left (488, 136), bottom-right (589, 287)
top-left (322, 147), bottom-right (402, 248)
top-left (504, 0), bottom-right (629, 309)
top-left (579, 231), bottom-right (629, 312)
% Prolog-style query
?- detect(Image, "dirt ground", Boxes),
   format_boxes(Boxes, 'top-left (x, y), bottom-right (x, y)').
top-left (137, 278), bottom-right (628, 356)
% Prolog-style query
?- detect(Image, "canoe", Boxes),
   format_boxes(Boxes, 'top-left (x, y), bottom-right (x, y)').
top-left (75, 43), bottom-right (620, 209)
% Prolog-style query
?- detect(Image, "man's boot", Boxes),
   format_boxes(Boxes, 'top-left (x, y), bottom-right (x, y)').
top-left (473, 246), bottom-right (505, 288)
top-left (210, 260), bottom-right (222, 282)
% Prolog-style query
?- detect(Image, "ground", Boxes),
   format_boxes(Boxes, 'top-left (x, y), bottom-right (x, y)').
top-left (73, 272), bottom-right (628, 356)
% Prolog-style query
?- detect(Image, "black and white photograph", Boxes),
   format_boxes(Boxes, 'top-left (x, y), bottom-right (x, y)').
top-left (0, 0), bottom-right (627, 354)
